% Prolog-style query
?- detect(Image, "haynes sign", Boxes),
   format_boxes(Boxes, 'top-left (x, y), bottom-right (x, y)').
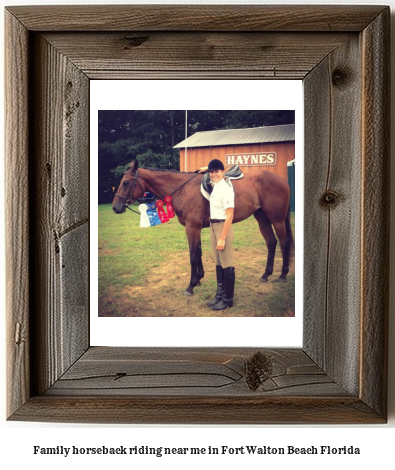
top-left (225, 152), bottom-right (277, 167)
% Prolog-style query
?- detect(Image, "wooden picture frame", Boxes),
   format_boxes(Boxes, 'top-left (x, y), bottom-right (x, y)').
top-left (5, 5), bottom-right (389, 424)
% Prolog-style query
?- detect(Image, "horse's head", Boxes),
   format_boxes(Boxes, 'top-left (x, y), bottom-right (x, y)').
top-left (112, 160), bottom-right (145, 214)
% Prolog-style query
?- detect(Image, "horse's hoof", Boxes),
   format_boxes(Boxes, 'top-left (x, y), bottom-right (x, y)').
top-left (274, 277), bottom-right (287, 284)
top-left (183, 290), bottom-right (193, 297)
top-left (259, 277), bottom-right (269, 283)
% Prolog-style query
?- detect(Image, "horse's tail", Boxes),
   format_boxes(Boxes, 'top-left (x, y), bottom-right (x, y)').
top-left (285, 204), bottom-right (294, 264)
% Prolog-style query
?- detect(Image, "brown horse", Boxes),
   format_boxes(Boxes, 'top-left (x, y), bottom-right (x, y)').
top-left (112, 160), bottom-right (293, 296)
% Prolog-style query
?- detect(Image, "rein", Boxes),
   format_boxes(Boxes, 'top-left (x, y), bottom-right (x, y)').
top-left (168, 171), bottom-right (200, 197)
top-left (125, 205), bottom-right (141, 215)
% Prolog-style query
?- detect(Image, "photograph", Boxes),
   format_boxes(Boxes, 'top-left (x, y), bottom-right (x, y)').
top-left (98, 110), bottom-right (296, 318)
top-left (2, 5), bottom-right (392, 464)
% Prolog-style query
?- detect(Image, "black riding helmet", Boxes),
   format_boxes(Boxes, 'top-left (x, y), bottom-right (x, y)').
top-left (207, 159), bottom-right (225, 171)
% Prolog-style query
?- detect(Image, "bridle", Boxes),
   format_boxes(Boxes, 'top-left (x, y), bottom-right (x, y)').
top-left (115, 167), bottom-right (201, 215)
top-left (114, 168), bottom-right (145, 213)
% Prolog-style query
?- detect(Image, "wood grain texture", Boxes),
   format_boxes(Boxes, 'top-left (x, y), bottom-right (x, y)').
top-left (5, 10), bottom-right (30, 419)
top-left (46, 347), bottom-right (344, 397)
top-left (29, 35), bottom-right (90, 395)
top-left (5, 5), bottom-right (386, 32)
top-left (42, 32), bottom-right (350, 80)
top-left (10, 395), bottom-right (384, 425)
top-left (360, 9), bottom-right (390, 418)
top-left (304, 35), bottom-right (362, 395)
top-left (324, 38), bottom-right (362, 394)
top-left (5, 5), bottom-right (389, 424)
top-left (303, 56), bottom-right (332, 370)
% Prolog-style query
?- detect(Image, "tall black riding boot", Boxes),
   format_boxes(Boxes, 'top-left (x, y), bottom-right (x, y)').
top-left (210, 267), bottom-right (235, 310)
top-left (206, 265), bottom-right (225, 306)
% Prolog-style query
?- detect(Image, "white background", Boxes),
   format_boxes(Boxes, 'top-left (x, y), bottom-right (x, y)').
top-left (90, 79), bottom-right (304, 347)
top-left (1, 0), bottom-right (394, 469)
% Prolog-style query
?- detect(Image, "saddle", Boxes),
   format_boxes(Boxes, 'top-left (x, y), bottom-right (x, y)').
top-left (201, 165), bottom-right (244, 195)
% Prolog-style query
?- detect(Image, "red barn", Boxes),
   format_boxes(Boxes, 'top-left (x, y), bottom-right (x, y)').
top-left (174, 124), bottom-right (295, 181)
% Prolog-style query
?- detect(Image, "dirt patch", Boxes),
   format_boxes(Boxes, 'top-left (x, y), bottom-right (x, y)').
top-left (99, 248), bottom-right (295, 318)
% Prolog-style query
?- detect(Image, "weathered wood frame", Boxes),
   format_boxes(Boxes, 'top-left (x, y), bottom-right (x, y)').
top-left (5, 5), bottom-right (390, 424)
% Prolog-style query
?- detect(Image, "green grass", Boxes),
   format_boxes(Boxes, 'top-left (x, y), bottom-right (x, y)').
top-left (99, 203), bottom-right (190, 287)
top-left (98, 203), bottom-right (295, 317)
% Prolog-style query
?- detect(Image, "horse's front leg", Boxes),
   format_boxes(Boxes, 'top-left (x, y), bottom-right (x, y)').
top-left (183, 226), bottom-right (202, 297)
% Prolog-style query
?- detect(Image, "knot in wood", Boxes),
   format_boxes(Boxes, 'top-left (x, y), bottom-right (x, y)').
top-left (15, 322), bottom-right (22, 345)
top-left (332, 68), bottom-right (348, 87)
top-left (246, 351), bottom-right (273, 391)
top-left (321, 190), bottom-right (340, 208)
top-left (123, 35), bottom-right (149, 49)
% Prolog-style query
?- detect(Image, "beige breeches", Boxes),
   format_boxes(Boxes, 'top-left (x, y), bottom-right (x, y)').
top-left (209, 222), bottom-right (234, 268)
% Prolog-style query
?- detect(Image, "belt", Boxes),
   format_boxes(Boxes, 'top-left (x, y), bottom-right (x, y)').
top-left (210, 219), bottom-right (225, 223)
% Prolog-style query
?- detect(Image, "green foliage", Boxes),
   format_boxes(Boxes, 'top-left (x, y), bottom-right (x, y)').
top-left (98, 110), bottom-right (295, 202)
top-left (111, 164), bottom-right (130, 179)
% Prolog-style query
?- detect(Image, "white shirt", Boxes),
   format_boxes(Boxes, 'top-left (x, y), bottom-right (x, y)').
top-left (206, 178), bottom-right (235, 219)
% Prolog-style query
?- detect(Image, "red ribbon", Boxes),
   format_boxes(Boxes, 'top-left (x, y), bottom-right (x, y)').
top-left (156, 200), bottom-right (169, 223)
top-left (164, 195), bottom-right (175, 218)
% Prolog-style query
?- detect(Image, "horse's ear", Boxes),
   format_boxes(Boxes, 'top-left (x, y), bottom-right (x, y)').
top-left (129, 160), bottom-right (138, 171)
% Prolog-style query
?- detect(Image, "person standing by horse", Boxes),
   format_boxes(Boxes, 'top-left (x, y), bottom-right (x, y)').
top-left (200, 159), bottom-right (236, 310)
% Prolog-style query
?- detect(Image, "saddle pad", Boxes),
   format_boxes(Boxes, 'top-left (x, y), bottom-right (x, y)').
top-left (201, 165), bottom-right (244, 195)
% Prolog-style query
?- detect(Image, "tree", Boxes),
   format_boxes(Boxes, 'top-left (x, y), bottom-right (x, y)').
top-left (98, 109), bottom-right (295, 202)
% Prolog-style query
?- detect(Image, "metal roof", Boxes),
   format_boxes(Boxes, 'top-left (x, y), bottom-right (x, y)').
top-left (174, 124), bottom-right (295, 149)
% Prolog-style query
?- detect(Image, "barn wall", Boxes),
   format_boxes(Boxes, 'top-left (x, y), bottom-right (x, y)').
top-left (179, 142), bottom-right (295, 181)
